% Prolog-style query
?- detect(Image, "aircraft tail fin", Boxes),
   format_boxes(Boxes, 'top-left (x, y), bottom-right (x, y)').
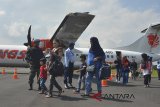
top-left (117, 23), bottom-right (160, 54)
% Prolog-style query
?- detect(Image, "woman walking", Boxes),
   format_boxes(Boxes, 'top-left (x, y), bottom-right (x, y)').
top-left (46, 39), bottom-right (64, 97)
top-left (82, 37), bottom-right (105, 97)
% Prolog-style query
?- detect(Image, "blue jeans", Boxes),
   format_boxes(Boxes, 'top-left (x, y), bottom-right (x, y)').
top-left (85, 68), bottom-right (101, 94)
top-left (77, 74), bottom-right (85, 91)
top-left (122, 69), bottom-right (129, 84)
top-left (40, 78), bottom-right (47, 91)
top-left (116, 66), bottom-right (122, 81)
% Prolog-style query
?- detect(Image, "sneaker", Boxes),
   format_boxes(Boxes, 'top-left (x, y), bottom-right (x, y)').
top-left (64, 85), bottom-right (70, 89)
top-left (39, 91), bottom-right (44, 94)
top-left (73, 90), bottom-right (80, 94)
top-left (144, 85), bottom-right (147, 88)
top-left (45, 94), bottom-right (52, 98)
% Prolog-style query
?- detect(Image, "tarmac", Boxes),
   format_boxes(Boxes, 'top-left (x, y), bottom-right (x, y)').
top-left (0, 67), bottom-right (160, 107)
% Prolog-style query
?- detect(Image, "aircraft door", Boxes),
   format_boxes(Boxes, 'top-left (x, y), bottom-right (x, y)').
top-left (116, 51), bottom-right (122, 60)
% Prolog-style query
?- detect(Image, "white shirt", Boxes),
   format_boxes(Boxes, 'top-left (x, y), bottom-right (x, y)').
top-left (157, 64), bottom-right (160, 69)
top-left (64, 48), bottom-right (75, 67)
top-left (142, 69), bottom-right (150, 75)
top-left (140, 62), bottom-right (150, 75)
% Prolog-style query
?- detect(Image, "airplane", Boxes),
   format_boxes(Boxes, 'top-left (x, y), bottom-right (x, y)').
top-left (0, 12), bottom-right (160, 67)
top-left (0, 12), bottom-right (95, 67)
top-left (74, 23), bottom-right (160, 66)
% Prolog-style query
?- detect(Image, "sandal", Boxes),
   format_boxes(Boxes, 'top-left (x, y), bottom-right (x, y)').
top-left (81, 94), bottom-right (90, 97)
top-left (58, 90), bottom-right (64, 96)
top-left (73, 90), bottom-right (80, 94)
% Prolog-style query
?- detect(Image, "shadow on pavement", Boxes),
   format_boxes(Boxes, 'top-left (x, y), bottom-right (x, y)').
top-left (73, 74), bottom-right (139, 87)
top-left (102, 97), bottom-right (134, 103)
top-left (57, 95), bottom-right (88, 101)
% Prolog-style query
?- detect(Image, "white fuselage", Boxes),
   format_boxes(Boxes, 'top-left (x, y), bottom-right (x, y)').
top-left (1, 45), bottom-right (159, 67)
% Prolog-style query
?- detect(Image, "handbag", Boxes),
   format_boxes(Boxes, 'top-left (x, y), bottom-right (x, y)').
top-left (86, 65), bottom-right (95, 72)
top-left (48, 54), bottom-right (64, 77)
top-left (48, 61), bottom-right (64, 77)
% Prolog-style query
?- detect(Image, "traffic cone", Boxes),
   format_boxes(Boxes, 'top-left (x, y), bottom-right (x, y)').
top-left (1, 68), bottom-right (6, 74)
top-left (12, 68), bottom-right (18, 79)
top-left (101, 79), bottom-right (108, 87)
top-left (108, 75), bottom-right (112, 81)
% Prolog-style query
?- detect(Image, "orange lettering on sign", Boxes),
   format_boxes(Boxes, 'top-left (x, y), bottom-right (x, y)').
top-left (0, 49), bottom-right (27, 59)
top-left (17, 50), bottom-right (26, 59)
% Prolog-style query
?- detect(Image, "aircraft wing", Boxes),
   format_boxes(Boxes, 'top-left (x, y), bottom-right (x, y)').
top-left (50, 12), bottom-right (95, 47)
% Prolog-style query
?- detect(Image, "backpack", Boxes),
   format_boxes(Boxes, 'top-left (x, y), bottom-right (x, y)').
top-left (99, 63), bottom-right (111, 80)
top-left (48, 54), bottom-right (64, 77)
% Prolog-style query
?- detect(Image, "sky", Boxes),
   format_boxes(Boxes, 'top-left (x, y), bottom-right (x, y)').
top-left (0, 0), bottom-right (160, 48)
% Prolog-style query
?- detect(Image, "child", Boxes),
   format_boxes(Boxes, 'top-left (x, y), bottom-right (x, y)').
top-left (38, 58), bottom-right (48, 94)
top-left (140, 53), bottom-right (151, 87)
top-left (74, 55), bottom-right (87, 93)
top-left (157, 61), bottom-right (160, 80)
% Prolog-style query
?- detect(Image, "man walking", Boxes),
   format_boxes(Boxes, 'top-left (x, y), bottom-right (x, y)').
top-left (64, 43), bottom-right (75, 89)
top-left (26, 39), bottom-right (45, 90)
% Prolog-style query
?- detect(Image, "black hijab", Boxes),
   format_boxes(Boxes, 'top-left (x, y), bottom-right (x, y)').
top-left (89, 37), bottom-right (105, 57)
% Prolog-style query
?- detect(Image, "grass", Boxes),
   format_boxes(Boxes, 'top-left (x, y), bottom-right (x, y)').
top-left (111, 69), bottom-right (158, 78)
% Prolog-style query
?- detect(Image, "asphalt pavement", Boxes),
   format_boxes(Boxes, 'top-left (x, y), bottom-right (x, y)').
top-left (0, 67), bottom-right (160, 107)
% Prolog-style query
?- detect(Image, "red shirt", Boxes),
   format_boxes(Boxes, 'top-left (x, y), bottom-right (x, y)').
top-left (39, 65), bottom-right (47, 79)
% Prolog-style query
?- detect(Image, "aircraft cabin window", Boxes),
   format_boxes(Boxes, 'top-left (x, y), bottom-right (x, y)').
top-left (111, 55), bottom-right (114, 58)
top-left (76, 54), bottom-right (79, 57)
top-left (107, 55), bottom-right (109, 58)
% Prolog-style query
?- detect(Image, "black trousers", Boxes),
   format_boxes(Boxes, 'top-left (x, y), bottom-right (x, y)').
top-left (49, 75), bottom-right (62, 95)
top-left (144, 74), bottom-right (150, 85)
top-left (148, 74), bottom-right (151, 83)
top-left (64, 62), bottom-right (74, 84)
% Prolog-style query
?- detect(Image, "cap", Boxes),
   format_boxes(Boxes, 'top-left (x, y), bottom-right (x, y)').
top-left (34, 39), bottom-right (40, 43)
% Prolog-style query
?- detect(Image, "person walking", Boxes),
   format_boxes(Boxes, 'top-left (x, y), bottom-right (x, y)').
top-left (38, 58), bottom-right (48, 94)
top-left (114, 56), bottom-right (122, 82)
top-left (140, 53), bottom-right (151, 87)
top-left (157, 61), bottom-right (160, 80)
top-left (130, 59), bottom-right (138, 80)
top-left (74, 55), bottom-right (87, 93)
top-left (26, 39), bottom-right (45, 90)
top-left (82, 37), bottom-right (105, 97)
top-left (64, 43), bottom-right (75, 89)
top-left (46, 39), bottom-right (64, 98)
top-left (122, 56), bottom-right (130, 85)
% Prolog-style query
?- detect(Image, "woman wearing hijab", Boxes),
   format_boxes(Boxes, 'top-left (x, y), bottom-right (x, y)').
top-left (82, 37), bottom-right (105, 97)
